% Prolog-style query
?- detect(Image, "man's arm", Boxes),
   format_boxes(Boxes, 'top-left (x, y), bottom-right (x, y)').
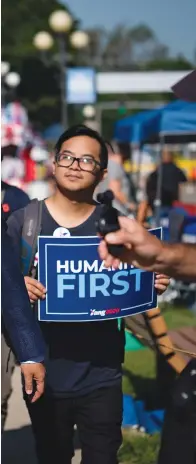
top-left (108, 160), bottom-right (135, 210)
top-left (137, 200), bottom-right (149, 223)
top-left (98, 216), bottom-right (196, 281)
top-left (2, 213), bottom-right (45, 401)
top-left (154, 242), bottom-right (196, 280)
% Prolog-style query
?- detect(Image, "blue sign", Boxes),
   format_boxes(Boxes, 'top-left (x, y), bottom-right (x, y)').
top-left (38, 229), bottom-right (161, 322)
top-left (66, 68), bottom-right (96, 104)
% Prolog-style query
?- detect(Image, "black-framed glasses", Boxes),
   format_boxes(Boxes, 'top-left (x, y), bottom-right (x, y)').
top-left (56, 153), bottom-right (102, 172)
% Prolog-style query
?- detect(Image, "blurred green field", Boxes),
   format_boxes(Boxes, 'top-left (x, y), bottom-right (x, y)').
top-left (123, 305), bottom-right (195, 396)
top-left (119, 306), bottom-right (195, 463)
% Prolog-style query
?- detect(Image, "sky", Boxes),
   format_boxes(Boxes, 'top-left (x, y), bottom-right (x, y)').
top-left (61, 0), bottom-right (196, 61)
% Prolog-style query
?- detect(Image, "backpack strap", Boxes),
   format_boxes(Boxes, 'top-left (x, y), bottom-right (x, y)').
top-left (1, 189), bottom-right (5, 204)
top-left (21, 199), bottom-right (43, 276)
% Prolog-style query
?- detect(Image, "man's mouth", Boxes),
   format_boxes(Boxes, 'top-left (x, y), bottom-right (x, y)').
top-left (65, 174), bottom-right (82, 180)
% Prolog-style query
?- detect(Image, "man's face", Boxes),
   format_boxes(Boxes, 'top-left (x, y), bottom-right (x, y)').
top-left (54, 135), bottom-right (106, 193)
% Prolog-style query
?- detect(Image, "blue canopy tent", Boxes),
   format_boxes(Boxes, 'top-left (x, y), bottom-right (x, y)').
top-left (136, 101), bottom-right (196, 145)
top-left (114, 100), bottom-right (196, 225)
top-left (114, 100), bottom-right (196, 144)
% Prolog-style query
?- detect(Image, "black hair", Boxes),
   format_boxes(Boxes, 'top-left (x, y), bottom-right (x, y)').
top-left (105, 141), bottom-right (115, 153)
top-left (55, 124), bottom-right (108, 169)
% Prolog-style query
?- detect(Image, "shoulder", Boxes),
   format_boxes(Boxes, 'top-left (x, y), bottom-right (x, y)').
top-left (1, 208), bottom-right (8, 234)
top-left (3, 184), bottom-right (30, 215)
top-left (1, 181), bottom-right (9, 191)
top-left (8, 206), bottom-right (26, 222)
top-left (9, 185), bottom-right (30, 202)
top-left (7, 207), bottom-right (26, 234)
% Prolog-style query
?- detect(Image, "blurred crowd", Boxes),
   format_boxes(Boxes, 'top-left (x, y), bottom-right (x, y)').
top-left (1, 101), bottom-right (55, 203)
top-left (2, 100), bottom-right (196, 318)
top-left (2, 100), bottom-right (196, 233)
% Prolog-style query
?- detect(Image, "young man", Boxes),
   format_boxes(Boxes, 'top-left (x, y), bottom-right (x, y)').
top-left (7, 125), bottom-right (169, 464)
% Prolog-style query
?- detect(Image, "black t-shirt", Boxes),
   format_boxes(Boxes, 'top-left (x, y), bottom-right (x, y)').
top-left (146, 162), bottom-right (187, 210)
top-left (7, 202), bottom-right (123, 397)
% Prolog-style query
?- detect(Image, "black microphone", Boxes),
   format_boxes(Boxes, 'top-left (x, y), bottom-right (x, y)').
top-left (95, 190), bottom-right (124, 257)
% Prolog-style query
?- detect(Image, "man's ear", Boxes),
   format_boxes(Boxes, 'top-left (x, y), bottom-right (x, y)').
top-left (100, 168), bottom-right (108, 181)
top-left (53, 160), bottom-right (56, 176)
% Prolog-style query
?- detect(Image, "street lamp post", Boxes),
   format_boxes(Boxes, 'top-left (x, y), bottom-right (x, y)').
top-left (5, 72), bottom-right (21, 88)
top-left (1, 62), bottom-right (21, 105)
top-left (57, 33), bottom-right (67, 128)
top-left (1, 61), bottom-right (10, 105)
top-left (49, 11), bottom-right (73, 129)
top-left (33, 10), bottom-right (89, 129)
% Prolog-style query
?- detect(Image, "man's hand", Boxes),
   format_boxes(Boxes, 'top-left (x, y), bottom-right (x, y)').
top-left (98, 216), bottom-right (163, 271)
top-left (154, 274), bottom-right (170, 294)
top-left (24, 277), bottom-right (46, 303)
top-left (21, 363), bottom-right (45, 403)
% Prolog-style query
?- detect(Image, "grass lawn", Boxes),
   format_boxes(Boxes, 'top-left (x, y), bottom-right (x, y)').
top-left (119, 432), bottom-right (161, 464)
top-left (162, 305), bottom-right (196, 330)
top-left (123, 305), bottom-right (195, 397)
top-left (119, 306), bottom-right (195, 463)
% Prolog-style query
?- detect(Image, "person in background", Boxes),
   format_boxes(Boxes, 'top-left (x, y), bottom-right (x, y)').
top-left (1, 145), bottom-right (25, 186)
top-left (96, 142), bottom-right (136, 215)
top-left (1, 181), bottom-right (30, 430)
top-left (137, 146), bottom-right (187, 224)
top-left (1, 180), bottom-right (30, 220)
top-left (1, 213), bottom-right (45, 433)
top-left (25, 146), bottom-right (51, 200)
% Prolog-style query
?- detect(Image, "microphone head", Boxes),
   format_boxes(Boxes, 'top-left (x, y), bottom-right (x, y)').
top-left (97, 190), bottom-right (114, 205)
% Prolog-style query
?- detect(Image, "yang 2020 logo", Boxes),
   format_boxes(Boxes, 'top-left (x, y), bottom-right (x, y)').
top-left (90, 308), bottom-right (120, 317)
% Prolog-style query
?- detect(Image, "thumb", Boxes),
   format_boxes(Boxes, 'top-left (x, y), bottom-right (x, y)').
top-left (118, 216), bottom-right (136, 232)
top-left (24, 372), bottom-right (33, 395)
top-left (105, 228), bottom-right (132, 246)
top-left (105, 216), bottom-right (136, 245)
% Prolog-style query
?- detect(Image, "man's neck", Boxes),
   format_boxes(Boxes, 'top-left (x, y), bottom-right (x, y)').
top-left (46, 188), bottom-right (96, 228)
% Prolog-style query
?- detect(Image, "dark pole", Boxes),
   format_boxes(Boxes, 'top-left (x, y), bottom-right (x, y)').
top-left (1, 77), bottom-right (6, 107)
top-left (135, 143), bottom-right (143, 191)
top-left (57, 34), bottom-right (68, 129)
top-left (154, 134), bottom-right (164, 227)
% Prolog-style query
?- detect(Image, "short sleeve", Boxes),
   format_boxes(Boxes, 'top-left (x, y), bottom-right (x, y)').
top-left (178, 169), bottom-right (187, 183)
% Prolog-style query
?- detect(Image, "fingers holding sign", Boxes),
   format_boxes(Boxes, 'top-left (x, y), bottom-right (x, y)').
top-left (24, 276), bottom-right (47, 303)
top-left (98, 240), bottom-right (121, 269)
top-left (154, 274), bottom-right (170, 294)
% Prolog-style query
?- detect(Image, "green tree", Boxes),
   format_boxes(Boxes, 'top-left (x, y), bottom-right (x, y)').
top-left (82, 24), bottom-right (170, 71)
top-left (2, 0), bottom-right (79, 128)
top-left (2, 0), bottom-right (75, 67)
top-left (2, 2), bottom-right (194, 130)
top-left (145, 54), bottom-right (193, 71)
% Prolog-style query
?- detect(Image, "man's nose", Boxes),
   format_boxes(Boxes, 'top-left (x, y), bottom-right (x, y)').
top-left (70, 159), bottom-right (80, 170)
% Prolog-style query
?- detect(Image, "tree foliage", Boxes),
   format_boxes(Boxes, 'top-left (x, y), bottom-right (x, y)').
top-left (2, 0), bottom-right (75, 67)
top-left (2, 0), bottom-right (194, 129)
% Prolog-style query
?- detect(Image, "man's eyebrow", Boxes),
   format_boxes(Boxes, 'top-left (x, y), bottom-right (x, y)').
top-left (59, 149), bottom-right (73, 154)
